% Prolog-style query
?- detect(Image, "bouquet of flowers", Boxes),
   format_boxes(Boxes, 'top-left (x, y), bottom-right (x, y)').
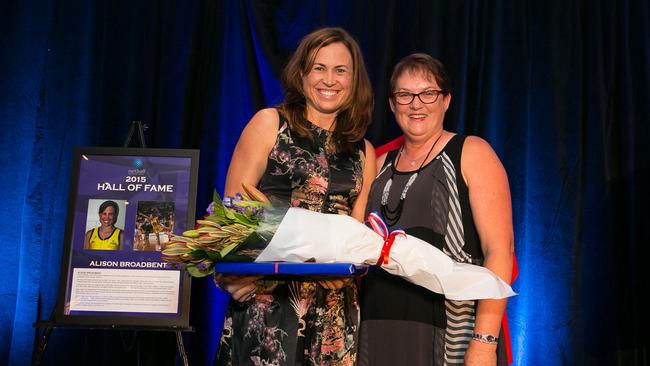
top-left (162, 184), bottom-right (285, 277)
top-left (162, 184), bottom-right (516, 300)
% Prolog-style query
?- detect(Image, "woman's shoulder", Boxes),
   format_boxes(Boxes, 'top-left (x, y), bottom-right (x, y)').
top-left (461, 135), bottom-right (495, 157)
top-left (239, 108), bottom-right (285, 145)
top-left (375, 151), bottom-right (388, 172)
top-left (248, 108), bottom-right (282, 131)
top-left (234, 108), bottom-right (283, 159)
top-left (374, 147), bottom-right (401, 173)
top-left (460, 135), bottom-right (506, 181)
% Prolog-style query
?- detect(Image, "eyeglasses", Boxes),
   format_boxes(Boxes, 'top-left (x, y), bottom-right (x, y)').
top-left (392, 90), bottom-right (447, 105)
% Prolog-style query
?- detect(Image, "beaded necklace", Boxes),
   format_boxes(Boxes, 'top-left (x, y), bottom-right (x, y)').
top-left (380, 133), bottom-right (443, 226)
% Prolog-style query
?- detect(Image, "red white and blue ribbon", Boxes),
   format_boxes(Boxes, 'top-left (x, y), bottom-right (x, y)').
top-left (366, 212), bottom-right (406, 266)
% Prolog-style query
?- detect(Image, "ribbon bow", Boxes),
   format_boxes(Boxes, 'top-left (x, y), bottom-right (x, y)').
top-left (366, 212), bottom-right (406, 266)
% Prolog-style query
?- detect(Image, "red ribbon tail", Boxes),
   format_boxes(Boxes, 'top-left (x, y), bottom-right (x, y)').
top-left (375, 234), bottom-right (399, 266)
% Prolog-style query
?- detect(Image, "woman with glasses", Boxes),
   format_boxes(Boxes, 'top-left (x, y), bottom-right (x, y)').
top-left (215, 27), bottom-right (375, 366)
top-left (358, 53), bottom-right (514, 366)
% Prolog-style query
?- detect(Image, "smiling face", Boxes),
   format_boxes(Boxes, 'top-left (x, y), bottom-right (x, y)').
top-left (99, 206), bottom-right (116, 228)
top-left (302, 42), bottom-right (353, 124)
top-left (390, 69), bottom-right (451, 142)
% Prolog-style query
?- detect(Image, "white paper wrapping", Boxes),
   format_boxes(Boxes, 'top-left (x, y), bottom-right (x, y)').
top-left (255, 208), bottom-right (516, 300)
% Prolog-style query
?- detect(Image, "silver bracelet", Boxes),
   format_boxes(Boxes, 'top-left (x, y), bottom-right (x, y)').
top-left (472, 333), bottom-right (499, 345)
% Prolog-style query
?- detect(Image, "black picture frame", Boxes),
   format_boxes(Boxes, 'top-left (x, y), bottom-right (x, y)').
top-left (53, 147), bottom-right (199, 328)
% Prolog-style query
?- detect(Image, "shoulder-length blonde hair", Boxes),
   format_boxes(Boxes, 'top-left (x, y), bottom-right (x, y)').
top-left (277, 27), bottom-right (373, 153)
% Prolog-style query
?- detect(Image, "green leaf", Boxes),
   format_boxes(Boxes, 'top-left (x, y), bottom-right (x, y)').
top-left (182, 230), bottom-right (200, 238)
top-left (208, 190), bottom-right (229, 222)
top-left (229, 212), bottom-right (251, 225)
top-left (219, 253), bottom-right (256, 262)
top-left (162, 247), bottom-right (191, 256)
top-left (236, 231), bottom-right (270, 251)
top-left (205, 251), bottom-right (223, 261)
top-left (223, 206), bottom-right (236, 220)
top-left (189, 250), bottom-right (208, 260)
top-left (186, 264), bottom-right (214, 277)
top-left (219, 241), bottom-right (242, 258)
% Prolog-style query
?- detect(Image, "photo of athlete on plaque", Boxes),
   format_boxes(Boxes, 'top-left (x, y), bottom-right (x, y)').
top-left (133, 201), bottom-right (175, 251)
top-left (83, 199), bottom-right (126, 250)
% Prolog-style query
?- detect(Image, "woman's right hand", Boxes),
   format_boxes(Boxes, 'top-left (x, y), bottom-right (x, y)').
top-left (215, 275), bottom-right (263, 302)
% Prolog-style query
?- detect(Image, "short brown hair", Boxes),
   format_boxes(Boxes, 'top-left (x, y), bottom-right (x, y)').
top-left (390, 53), bottom-right (451, 94)
top-left (98, 200), bottom-right (119, 224)
top-left (278, 27), bottom-right (373, 153)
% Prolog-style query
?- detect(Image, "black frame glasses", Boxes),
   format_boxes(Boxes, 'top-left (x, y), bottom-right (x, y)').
top-left (392, 89), bottom-right (447, 105)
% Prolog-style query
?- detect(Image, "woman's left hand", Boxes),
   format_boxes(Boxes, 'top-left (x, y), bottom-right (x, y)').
top-left (464, 340), bottom-right (497, 366)
top-left (318, 277), bottom-right (353, 290)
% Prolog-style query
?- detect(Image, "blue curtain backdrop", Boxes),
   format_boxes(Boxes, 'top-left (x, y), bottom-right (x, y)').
top-left (1, 0), bottom-right (648, 365)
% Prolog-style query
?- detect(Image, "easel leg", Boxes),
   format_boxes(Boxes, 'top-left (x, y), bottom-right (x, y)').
top-left (175, 330), bottom-right (189, 366)
top-left (32, 327), bottom-right (53, 366)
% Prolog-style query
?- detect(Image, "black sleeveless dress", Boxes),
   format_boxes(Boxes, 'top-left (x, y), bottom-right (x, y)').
top-left (358, 134), bottom-right (507, 366)
top-left (215, 112), bottom-right (365, 366)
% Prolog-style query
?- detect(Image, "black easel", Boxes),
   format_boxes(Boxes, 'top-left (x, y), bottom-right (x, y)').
top-left (123, 120), bottom-right (148, 148)
top-left (32, 122), bottom-right (193, 366)
top-left (32, 321), bottom-right (193, 366)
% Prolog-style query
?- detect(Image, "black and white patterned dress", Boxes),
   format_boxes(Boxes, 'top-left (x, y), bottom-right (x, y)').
top-left (358, 134), bottom-right (506, 366)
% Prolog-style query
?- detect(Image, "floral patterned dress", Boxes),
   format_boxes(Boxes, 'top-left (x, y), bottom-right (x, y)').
top-left (215, 112), bottom-right (366, 366)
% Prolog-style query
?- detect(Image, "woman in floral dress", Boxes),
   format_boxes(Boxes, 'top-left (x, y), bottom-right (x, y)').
top-left (214, 27), bottom-right (375, 366)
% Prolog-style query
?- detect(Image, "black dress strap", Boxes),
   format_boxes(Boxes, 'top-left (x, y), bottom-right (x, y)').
top-left (381, 148), bottom-right (400, 170)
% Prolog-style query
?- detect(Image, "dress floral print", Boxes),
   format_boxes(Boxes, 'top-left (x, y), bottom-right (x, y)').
top-left (264, 119), bottom-right (364, 215)
top-left (215, 114), bottom-right (365, 366)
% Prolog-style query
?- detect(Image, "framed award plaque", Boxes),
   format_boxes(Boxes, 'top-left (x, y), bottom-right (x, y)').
top-left (54, 147), bottom-right (199, 327)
